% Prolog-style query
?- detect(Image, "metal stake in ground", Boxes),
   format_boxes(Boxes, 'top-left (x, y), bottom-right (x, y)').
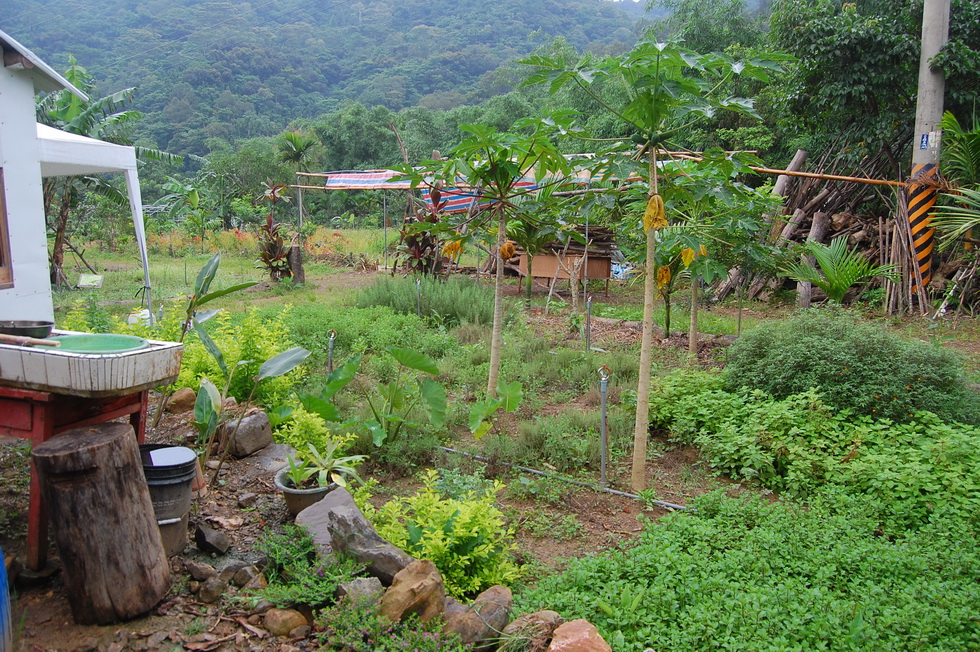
top-left (585, 294), bottom-right (593, 352)
top-left (327, 329), bottom-right (337, 375)
top-left (416, 277), bottom-right (423, 318)
top-left (599, 365), bottom-right (610, 487)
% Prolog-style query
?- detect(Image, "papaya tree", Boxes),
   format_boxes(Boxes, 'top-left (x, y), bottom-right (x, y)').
top-left (523, 41), bottom-right (788, 490)
top-left (403, 116), bottom-right (573, 396)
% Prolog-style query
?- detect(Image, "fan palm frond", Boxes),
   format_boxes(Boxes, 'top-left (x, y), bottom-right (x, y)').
top-left (782, 236), bottom-right (898, 303)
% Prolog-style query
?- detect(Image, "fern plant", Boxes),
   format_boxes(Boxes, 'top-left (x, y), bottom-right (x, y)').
top-left (782, 236), bottom-right (897, 303)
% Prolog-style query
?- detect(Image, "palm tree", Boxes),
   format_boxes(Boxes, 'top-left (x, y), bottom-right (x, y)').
top-left (931, 112), bottom-right (980, 249)
top-left (277, 131), bottom-right (320, 173)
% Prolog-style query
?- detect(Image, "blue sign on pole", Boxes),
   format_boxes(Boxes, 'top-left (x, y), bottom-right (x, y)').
top-left (920, 133), bottom-right (930, 150)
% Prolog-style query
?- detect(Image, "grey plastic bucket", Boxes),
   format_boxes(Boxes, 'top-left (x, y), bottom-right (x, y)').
top-left (139, 445), bottom-right (197, 520)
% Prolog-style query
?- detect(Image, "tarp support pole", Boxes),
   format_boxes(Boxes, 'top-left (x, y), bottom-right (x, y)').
top-left (124, 168), bottom-right (152, 326)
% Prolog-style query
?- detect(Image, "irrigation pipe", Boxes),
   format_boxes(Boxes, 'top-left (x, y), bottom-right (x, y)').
top-left (437, 446), bottom-right (688, 511)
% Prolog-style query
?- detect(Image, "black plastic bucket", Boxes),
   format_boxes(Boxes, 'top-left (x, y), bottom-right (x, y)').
top-left (139, 445), bottom-right (197, 520)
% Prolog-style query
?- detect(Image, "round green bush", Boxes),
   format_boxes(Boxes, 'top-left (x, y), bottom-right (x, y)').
top-left (724, 308), bottom-right (980, 424)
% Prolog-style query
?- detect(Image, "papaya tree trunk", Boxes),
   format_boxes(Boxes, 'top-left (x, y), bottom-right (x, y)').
top-left (525, 253), bottom-right (534, 306)
top-left (487, 207), bottom-right (507, 397)
top-left (631, 148), bottom-right (658, 491)
top-left (689, 277), bottom-right (699, 357)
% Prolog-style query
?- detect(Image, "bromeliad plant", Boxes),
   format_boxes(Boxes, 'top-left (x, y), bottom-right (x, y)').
top-left (282, 438), bottom-right (367, 490)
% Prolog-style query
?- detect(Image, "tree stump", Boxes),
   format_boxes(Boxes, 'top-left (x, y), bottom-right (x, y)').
top-left (31, 423), bottom-right (170, 624)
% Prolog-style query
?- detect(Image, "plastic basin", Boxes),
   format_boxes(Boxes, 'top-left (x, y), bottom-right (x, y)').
top-left (53, 334), bottom-right (149, 354)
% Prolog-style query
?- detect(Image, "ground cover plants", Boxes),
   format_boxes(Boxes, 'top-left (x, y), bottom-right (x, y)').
top-left (516, 490), bottom-right (980, 651)
top-left (31, 247), bottom-right (980, 650)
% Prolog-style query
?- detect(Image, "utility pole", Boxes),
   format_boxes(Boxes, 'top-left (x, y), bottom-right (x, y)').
top-left (907, 0), bottom-right (951, 303)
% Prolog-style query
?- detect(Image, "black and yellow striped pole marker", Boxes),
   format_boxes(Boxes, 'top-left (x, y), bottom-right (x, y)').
top-left (908, 163), bottom-right (938, 292)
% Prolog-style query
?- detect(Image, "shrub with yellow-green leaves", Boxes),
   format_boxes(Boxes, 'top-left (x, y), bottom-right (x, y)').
top-left (177, 307), bottom-right (299, 406)
top-left (369, 469), bottom-right (520, 598)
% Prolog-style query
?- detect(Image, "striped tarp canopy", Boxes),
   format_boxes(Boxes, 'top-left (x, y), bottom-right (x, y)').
top-left (321, 169), bottom-right (543, 214)
top-left (321, 169), bottom-right (412, 190)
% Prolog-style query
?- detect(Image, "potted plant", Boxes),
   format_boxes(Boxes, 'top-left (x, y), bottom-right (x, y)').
top-left (274, 441), bottom-right (367, 516)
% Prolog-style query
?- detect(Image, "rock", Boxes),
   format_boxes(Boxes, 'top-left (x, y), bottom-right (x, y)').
top-left (288, 625), bottom-right (311, 638)
top-left (296, 487), bottom-right (415, 585)
top-left (443, 585), bottom-right (512, 651)
top-left (238, 492), bottom-right (259, 508)
top-left (248, 443), bottom-right (296, 475)
top-left (503, 611), bottom-right (564, 651)
top-left (378, 560), bottom-right (446, 624)
top-left (217, 559), bottom-right (249, 581)
top-left (444, 596), bottom-right (467, 616)
top-left (222, 396), bottom-right (239, 411)
top-left (336, 577), bottom-right (384, 602)
top-left (250, 599), bottom-right (276, 615)
top-left (195, 525), bottom-right (231, 555)
top-left (219, 409), bottom-right (273, 458)
top-left (547, 619), bottom-right (612, 652)
top-left (243, 573), bottom-right (269, 592)
top-left (167, 388), bottom-right (197, 413)
top-left (184, 559), bottom-right (217, 581)
top-left (232, 565), bottom-right (263, 587)
top-left (263, 608), bottom-right (308, 637)
top-left (188, 580), bottom-right (200, 594)
top-left (198, 577), bottom-right (227, 604)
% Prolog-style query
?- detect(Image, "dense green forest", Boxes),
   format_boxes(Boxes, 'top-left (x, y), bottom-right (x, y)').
top-left (9, 0), bottom-right (658, 155)
top-left (14, 0), bottom-right (980, 250)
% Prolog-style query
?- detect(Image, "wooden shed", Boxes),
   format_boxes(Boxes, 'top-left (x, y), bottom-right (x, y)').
top-left (515, 225), bottom-right (618, 287)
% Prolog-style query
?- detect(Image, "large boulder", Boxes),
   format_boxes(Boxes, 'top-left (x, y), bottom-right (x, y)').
top-left (296, 487), bottom-right (415, 585)
top-left (443, 585), bottom-right (512, 651)
top-left (379, 560), bottom-right (446, 624)
top-left (219, 408), bottom-right (273, 458)
top-left (547, 620), bottom-right (612, 652)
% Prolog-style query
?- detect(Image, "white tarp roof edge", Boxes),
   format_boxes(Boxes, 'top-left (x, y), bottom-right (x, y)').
top-left (35, 123), bottom-right (153, 321)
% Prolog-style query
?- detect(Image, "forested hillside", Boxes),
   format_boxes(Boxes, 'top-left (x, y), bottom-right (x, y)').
top-left (8, 0), bottom-right (654, 155)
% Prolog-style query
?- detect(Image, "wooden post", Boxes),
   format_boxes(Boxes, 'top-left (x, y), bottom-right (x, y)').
top-left (31, 423), bottom-right (170, 625)
top-left (797, 211), bottom-right (831, 308)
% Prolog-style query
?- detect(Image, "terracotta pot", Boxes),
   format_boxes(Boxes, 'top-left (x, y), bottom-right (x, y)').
top-left (274, 467), bottom-right (337, 516)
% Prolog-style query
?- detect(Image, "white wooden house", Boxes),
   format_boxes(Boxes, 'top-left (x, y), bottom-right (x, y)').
top-left (0, 30), bottom-right (153, 322)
